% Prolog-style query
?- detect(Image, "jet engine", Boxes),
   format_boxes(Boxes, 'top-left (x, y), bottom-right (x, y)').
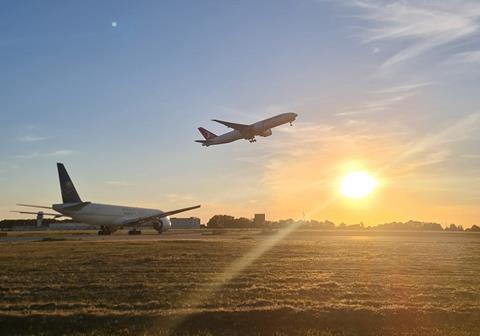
top-left (259, 129), bottom-right (272, 137)
top-left (153, 220), bottom-right (163, 233)
top-left (153, 217), bottom-right (172, 234)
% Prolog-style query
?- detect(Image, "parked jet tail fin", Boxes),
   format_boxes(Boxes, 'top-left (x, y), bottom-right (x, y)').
top-left (198, 127), bottom-right (217, 140)
top-left (57, 163), bottom-right (82, 204)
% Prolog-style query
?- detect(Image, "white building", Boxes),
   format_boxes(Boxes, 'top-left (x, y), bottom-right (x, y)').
top-left (170, 217), bottom-right (201, 229)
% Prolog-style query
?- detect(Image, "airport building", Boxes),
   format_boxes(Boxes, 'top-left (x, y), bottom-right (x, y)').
top-left (170, 217), bottom-right (201, 229)
top-left (254, 213), bottom-right (266, 226)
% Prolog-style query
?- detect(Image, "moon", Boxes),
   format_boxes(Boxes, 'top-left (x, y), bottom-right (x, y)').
top-left (111, 21), bottom-right (118, 28)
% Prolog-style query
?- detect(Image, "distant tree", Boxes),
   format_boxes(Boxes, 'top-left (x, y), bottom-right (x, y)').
top-left (207, 215), bottom-right (233, 228)
top-left (305, 220), bottom-right (335, 229)
top-left (446, 224), bottom-right (463, 231)
top-left (206, 215), bottom-right (253, 228)
top-left (466, 225), bottom-right (480, 232)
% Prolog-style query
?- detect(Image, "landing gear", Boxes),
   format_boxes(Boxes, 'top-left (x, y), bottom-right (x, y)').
top-left (128, 229), bottom-right (142, 235)
top-left (248, 138), bottom-right (257, 143)
top-left (98, 226), bottom-right (112, 235)
top-left (290, 122), bottom-right (293, 126)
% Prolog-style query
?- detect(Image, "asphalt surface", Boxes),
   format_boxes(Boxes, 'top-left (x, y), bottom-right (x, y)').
top-left (0, 229), bottom-right (212, 243)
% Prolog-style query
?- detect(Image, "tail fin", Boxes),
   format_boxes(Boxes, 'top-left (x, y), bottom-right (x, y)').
top-left (198, 127), bottom-right (217, 140)
top-left (57, 163), bottom-right (82, 204)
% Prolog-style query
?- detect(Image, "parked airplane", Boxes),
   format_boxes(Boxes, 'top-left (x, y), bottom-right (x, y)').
top-left (13, 163), bottom-right (200, 235)
top-left (195, 112), bottom-right (298, 146)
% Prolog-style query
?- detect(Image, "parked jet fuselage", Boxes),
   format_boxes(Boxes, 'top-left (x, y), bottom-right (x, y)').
top-left (15, 163), bottom-right (200, 235)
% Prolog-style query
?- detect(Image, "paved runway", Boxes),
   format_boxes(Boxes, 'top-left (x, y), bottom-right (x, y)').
top-left (0, 229), bottom-right (215, 243)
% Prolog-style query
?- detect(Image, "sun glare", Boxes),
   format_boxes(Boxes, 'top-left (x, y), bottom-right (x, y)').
top-left (340, 171), bottom-right (377, 199)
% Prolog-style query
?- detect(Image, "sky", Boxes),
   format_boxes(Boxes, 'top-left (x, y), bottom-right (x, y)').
top-left (1, 0), bottom-right (480, 227)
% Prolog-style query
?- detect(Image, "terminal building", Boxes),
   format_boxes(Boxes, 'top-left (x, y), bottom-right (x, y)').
top-left (170, 217), bottom-right (201, 229)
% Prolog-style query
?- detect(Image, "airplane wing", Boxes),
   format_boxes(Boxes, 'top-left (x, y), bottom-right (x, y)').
top-left (212, 119), bottom-right (251, 131)
top-left (119, 205), bottom-right (201, 226)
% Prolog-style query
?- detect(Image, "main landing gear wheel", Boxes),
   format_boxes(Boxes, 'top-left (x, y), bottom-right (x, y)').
top-left (98, 228), bottom-right (112, 235)
top-left (128, 229), bottom-right (142, 235)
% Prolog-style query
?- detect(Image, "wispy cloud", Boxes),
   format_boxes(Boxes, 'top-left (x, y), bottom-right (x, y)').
top-left (14, 153), bottom-right (40, 160)
top-left (373, 82), bottom-right (432, 94)
top-left (448, 50), bottom-right (480, 64)
top-left (397, 149), bottom-right (451, 174)
top-left (383, 112), bottom-right (480, 174)
top-left (345, 0), bottom-right (480, 70)
top-left (49, 150), bottom-right (73, 156)
top-left (167, 193), bottom-right (194, 202)
top-left (15, 149), bottom-right (74, 159)
top-left (19, 135), bottom-right (51, 143)
top-left (462, 154), bottom-right (480, 159)
top-left (104, 180), bottom-right (134, 187)
top-left (337, 80), bottom-right (430, 116)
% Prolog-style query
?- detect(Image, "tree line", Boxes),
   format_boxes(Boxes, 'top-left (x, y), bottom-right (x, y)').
top-left (206, 215), bottom-right (480, 231)
top-left (2, 216), bottom-right (479, 232)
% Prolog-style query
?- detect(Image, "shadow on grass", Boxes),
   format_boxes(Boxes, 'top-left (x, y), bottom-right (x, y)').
top-left (1, 308), bottom-right (478, 336)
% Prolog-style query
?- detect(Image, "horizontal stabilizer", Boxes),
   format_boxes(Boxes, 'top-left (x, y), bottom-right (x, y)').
top-left (212, 119), bottom-right (250, 131)
top-left (11, 210), bottom-right (63, 218)
top-left (17, 203), bottom-right (52, 209)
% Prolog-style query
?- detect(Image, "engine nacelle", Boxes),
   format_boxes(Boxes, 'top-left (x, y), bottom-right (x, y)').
top-left (153, 217), bottom-right (172, 233)
top-left (259, 129), bottom-right (272, 137)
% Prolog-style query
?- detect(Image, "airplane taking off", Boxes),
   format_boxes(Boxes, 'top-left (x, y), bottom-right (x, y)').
top-left (195, 112), bottom-right (298, 146)
top-left (12, 163), bottom-right (200, 235)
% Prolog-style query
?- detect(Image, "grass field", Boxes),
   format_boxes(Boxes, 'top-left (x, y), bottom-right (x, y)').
top-left (1, 229), bottom-right (479, 335)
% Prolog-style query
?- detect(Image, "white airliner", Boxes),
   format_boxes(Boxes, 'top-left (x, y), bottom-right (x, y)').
top-left (13, 163), bottom-right (200, 235)
top-left (195, 112), bottom-right (298, 146)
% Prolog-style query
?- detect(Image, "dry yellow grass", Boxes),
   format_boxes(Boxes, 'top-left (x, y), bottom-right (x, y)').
top-left (0, 230), bottom-right (479, 335)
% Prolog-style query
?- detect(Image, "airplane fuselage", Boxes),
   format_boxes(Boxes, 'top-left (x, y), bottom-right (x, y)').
top-left (52, 203), bottom-right (172, 231)
top-left (14, 163), bottom-right (199, 235)
top-left (205, 112), bottom-right (297, 146)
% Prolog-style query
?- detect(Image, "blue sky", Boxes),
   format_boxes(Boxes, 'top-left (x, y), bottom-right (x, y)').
top-left (2, 1), bottom-right (480, 226)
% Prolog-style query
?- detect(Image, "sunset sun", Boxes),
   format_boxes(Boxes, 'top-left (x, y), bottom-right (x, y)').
top-left (340, 171), bottom-right (377, 199)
